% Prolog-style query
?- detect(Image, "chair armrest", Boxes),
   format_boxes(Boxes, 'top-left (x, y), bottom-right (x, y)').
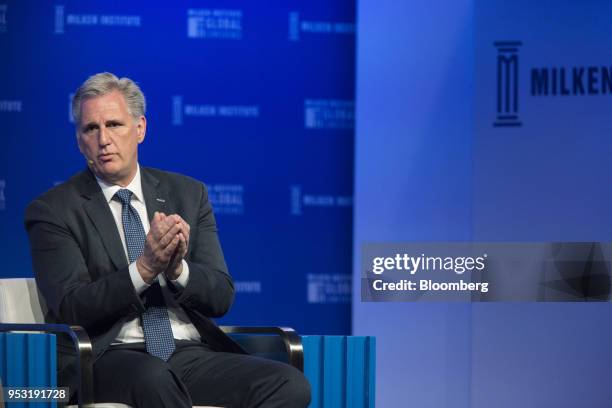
top-left (220, 326), bottom-right (304, 372)
top-left (0, 323), bottom-right (94, 408)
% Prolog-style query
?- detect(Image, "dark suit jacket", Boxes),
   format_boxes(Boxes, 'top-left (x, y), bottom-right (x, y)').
top-left (24, 166), bottom-right (244, 392)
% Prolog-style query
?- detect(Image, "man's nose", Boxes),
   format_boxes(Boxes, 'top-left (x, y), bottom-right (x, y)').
top-left (98, 126), bottom-right (111, 146)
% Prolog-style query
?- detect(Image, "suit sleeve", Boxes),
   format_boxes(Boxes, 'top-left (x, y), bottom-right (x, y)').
top-left (173, 183), bottom-right (235, 317)
top-left (25, 199), bottom-right (145, 331)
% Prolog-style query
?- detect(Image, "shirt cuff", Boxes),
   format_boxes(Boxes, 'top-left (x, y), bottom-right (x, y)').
top-left (169, 260), bottom-right (190, 289)
top-left (129, 261), bottom-right (151, 295)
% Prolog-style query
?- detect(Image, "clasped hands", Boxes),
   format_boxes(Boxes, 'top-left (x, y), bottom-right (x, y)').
top-left (136, 212), bottom-right (190, 284)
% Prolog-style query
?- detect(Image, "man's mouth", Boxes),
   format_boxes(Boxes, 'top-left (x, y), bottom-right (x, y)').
top-left (98, 153), bottom-right (115, 162)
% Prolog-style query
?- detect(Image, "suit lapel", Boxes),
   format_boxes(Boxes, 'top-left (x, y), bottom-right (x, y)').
top-left (77, 169), bottom-right (129, 270)
top-left (76, 167), bottom-right (174, 271)
top-left (141, 167), bottom-right (173, 222)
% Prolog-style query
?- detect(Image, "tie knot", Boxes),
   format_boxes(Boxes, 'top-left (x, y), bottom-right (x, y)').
top-left (113, 189), bottom-right (133, 205)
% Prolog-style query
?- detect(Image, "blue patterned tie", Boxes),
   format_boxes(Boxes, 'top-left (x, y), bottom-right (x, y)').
top-left (113, 189), bottom-right (176, 361)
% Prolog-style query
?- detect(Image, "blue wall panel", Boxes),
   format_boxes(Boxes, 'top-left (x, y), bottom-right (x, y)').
top-left (303, 335), bottom-right (375, 408)
top-left (354, 0), bottom-right (612, 406)
top-left (354, 0), bottom-right (474, 406)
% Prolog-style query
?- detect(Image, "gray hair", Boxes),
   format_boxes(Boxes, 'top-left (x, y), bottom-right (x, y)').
top-left (71, 72), bottom-right (146, 125)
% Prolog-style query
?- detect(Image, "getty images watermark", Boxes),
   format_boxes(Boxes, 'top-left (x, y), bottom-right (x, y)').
top-left (370, 252), bottom-right (489, 294)
top-left (362, 242), bottom-right (612, 302)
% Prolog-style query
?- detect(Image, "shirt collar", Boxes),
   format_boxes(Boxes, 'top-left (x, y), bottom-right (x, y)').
top-left (96, 164), bottom-right (144, 204)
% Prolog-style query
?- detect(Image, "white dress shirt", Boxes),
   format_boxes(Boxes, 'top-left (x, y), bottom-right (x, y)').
top-left (96, 164), bottom-right (201, 343)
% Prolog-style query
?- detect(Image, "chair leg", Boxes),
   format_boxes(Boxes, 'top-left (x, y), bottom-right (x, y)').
top-left (0, 376), bottom-right (5, 408)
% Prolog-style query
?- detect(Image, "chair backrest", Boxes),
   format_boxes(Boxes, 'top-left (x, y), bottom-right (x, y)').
top-left (0, 278), bottom-right (46, 323)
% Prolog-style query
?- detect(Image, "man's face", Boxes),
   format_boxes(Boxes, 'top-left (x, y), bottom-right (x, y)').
top-left (77, 90), bottom-right (146, 186)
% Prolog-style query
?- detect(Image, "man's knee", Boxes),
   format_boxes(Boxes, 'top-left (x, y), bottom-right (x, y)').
top-left (284, 370), bottom-right (311, 406)
top-left (131, 367), bottom-right (191, 407)
top-left (133, 366), bottom-right (172, 390)
top-left (273, 365), bottom-right (311, 407)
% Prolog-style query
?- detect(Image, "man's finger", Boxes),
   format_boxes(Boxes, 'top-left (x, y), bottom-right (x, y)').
top-left (158, 223), bottom-right (183, 248)
top-left (168, 234), bottom-right (186, 266)
top-left (178, 235), bottom-right (188, 257)
top-left (164, 213), bottom-right (179, 226)
top-left (177, 233), bottom-right (186, 251)
top-left (151, 212), bottom-right (172, 240)
top-left (169, 214), bottom-right (190, 240)
top-left (162, 234), bottom-right (181, 259)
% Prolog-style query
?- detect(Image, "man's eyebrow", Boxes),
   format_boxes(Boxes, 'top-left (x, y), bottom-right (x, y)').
top-left (81, 122), bottom-right (98, 130)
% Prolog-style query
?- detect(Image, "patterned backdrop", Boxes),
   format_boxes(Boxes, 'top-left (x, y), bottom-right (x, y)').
top-left (0, 1), bottom-right (355, 335)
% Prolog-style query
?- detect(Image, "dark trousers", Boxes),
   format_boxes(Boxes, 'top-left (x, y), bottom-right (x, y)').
top-left (91, 341), bottom-right (311, 408)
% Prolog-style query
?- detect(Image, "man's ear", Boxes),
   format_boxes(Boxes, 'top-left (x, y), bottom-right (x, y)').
top-left (137, 115), bottom-right (147, 144)
top-left (76, 132), bottom-right (84, 153)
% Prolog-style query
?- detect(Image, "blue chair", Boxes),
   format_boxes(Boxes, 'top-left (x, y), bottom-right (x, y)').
top-left (0, 278), bottom-right (303, 408)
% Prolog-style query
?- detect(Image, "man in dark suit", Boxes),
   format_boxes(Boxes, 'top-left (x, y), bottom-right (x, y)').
top-left (24, 72), bottom-right (310, 407)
